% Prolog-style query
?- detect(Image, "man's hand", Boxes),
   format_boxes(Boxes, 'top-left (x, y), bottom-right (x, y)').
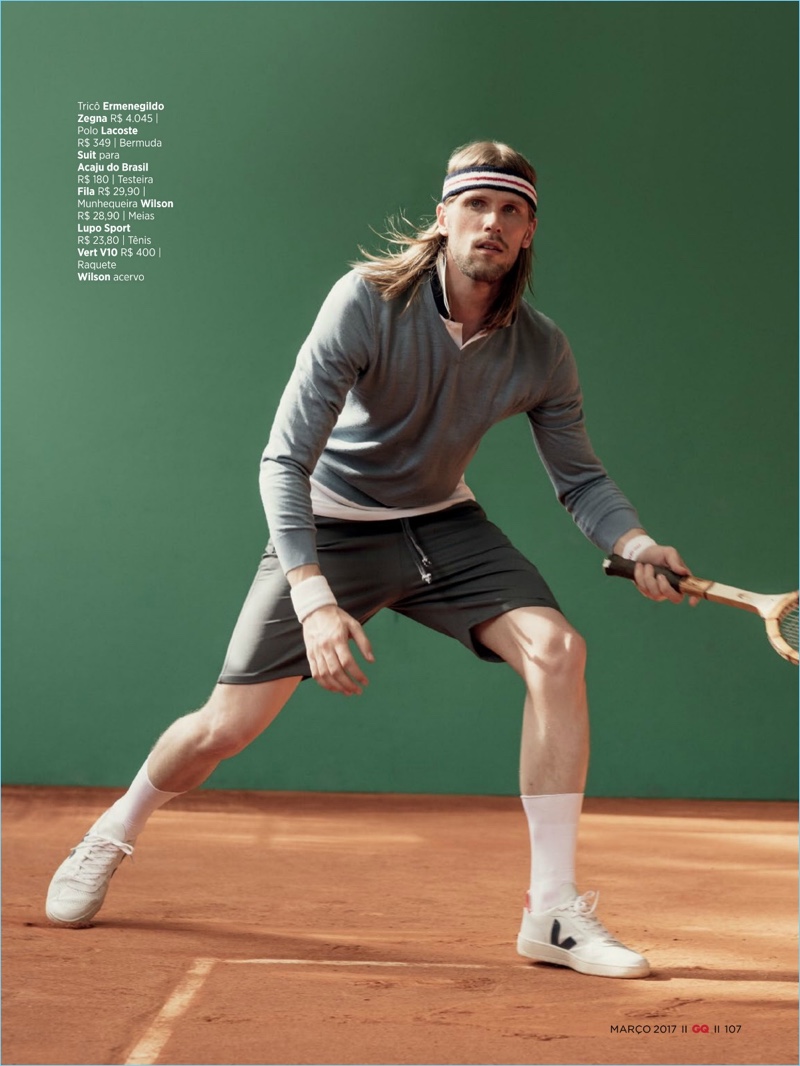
top-left (302, 604), bottom-right (375, 695)
top-left (633, 544), bottom-right (699, 606)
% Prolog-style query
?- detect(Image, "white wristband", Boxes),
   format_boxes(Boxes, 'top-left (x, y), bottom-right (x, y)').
top-left (621, 534), bottom-right (657, 562)
top-left (290, 575), bottom-right (338, 623)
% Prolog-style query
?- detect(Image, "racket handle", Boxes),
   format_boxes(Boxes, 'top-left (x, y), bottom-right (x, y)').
top-left (603, 553), bottom-right (685, 593)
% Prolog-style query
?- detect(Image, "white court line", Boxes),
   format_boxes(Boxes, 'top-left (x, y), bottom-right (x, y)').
top-left (124, 955), bottom-right (496, 1063)
top-left (226, 957), bottom-right (494, 969)
top-left (124, 957), bottom-right (216, 1066)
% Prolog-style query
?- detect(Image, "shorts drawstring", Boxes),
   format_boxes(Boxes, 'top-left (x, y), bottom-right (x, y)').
top-left (401, 519), bottom-right (432, 584)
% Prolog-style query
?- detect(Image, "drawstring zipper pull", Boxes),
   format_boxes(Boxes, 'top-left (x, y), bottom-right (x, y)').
top-left (402, 520), bottom-right (433, 585)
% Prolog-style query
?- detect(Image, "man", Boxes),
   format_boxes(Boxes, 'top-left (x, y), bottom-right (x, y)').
top-left (47, 140), bottom-right (691, 979)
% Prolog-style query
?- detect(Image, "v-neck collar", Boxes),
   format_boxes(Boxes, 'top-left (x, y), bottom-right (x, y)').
top-left (430, 255), bottom-right (490, 351)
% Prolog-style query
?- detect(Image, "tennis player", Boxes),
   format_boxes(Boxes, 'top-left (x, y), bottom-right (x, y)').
top-left (46, 140), bottom-right (691, 979)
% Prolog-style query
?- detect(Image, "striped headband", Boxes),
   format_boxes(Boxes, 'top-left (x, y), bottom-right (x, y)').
top-left (442, 165), bottom-right (537, 212)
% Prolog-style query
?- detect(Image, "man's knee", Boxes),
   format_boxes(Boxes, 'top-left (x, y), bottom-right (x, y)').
top-left (194, 710), bottom-right (253, 761)
top-left (475, 607), bottom-right (586, 680)
top-left (535, 621), bottom-right (586, 679)
top-left (505, 611), bottom-right (585, 678)
top-left (187, 678), bottom-right (298, 761)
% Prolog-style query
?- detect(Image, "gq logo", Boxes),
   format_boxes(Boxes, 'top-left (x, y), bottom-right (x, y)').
top-left (692, 1024), bottom-right (710, 1034)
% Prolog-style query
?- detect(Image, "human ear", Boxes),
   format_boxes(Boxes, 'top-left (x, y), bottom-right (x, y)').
top-left (521, 216), bottom-right (537, 248)
top-left (435, 202), bottom-right (449, 236)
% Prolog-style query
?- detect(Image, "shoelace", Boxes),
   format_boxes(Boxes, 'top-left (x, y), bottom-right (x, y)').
top-left (65, 833), bottom-right (134, 889)
top-left (566, 890), bottom-right (621, 945)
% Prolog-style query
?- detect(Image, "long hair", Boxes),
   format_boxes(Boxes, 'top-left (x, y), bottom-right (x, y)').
top-left (354, 141), bottom-right (537, 330)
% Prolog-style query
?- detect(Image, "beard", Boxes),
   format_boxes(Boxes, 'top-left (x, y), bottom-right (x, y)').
top-left (449, 243), bottom-right (514, 284)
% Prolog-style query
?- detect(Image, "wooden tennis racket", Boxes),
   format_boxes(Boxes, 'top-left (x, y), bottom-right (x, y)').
top-left (603, 554), bottom-right (799, 665)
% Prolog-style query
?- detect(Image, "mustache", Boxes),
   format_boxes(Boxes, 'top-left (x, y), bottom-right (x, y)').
top-left (473, 237), bottom-right (508, 251)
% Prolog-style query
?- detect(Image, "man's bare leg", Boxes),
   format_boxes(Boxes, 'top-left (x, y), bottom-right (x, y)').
top-left (147, 676), bottom-right (302, 792)
top-left (474, 607), bottom-right (649, 978)
top-left (474, 606), bottom-right (589, 795)
top-left (46, 677), bottom-right (301, 926)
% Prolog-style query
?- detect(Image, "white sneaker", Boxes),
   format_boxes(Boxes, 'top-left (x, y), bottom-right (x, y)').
top-left (46, 817), bottom-right (134, 927)
top-left (517, 883), bottom-right (650, 979)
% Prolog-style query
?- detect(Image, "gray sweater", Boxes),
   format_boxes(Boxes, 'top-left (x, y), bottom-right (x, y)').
top-left (261, 269), bottom-right (640, 573)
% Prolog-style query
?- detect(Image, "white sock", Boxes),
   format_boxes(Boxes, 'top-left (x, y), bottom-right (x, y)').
top-left (521, 792), bottom-right (584, 913)
top-left (98, 758), bottom-right (183, 840)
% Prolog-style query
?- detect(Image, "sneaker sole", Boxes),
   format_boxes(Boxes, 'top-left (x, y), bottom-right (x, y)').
top-left (517, 934), bottom-right (650, 979)
top-left (45, 898), bottom-right (104, 928)
top-left (45, 909), bottom-right (96, 928)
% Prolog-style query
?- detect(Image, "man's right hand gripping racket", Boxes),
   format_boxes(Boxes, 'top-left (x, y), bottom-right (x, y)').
top-left (603, 555), bottom-right (799, 665)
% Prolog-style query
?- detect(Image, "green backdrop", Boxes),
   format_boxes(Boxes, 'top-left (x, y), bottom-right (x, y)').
top-left (3, 1), bottom-right (797, 799)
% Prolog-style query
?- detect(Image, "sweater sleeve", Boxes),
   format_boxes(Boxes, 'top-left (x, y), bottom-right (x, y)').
top-left (259, 273), bottom-right (375, 573)
top-left (527, 330), bottom-right (641, 553)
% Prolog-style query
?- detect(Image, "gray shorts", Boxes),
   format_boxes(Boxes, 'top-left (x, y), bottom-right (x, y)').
top-left (218, 501), bottom-right (560, 684)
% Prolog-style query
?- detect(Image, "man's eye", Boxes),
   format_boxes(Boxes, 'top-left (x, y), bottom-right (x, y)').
top-left (503, 204), bottom-right (519, 214)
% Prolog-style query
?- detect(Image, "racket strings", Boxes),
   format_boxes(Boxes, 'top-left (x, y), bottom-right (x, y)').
top-left (778, 604), bottom-right (799, 652)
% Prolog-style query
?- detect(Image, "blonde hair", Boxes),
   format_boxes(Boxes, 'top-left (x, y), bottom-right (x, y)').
top-left (354, 141), bottom-right (537, 330)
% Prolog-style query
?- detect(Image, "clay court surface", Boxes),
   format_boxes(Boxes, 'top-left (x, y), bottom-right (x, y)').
top-left (3, 787), bottom-right (797, 1065)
